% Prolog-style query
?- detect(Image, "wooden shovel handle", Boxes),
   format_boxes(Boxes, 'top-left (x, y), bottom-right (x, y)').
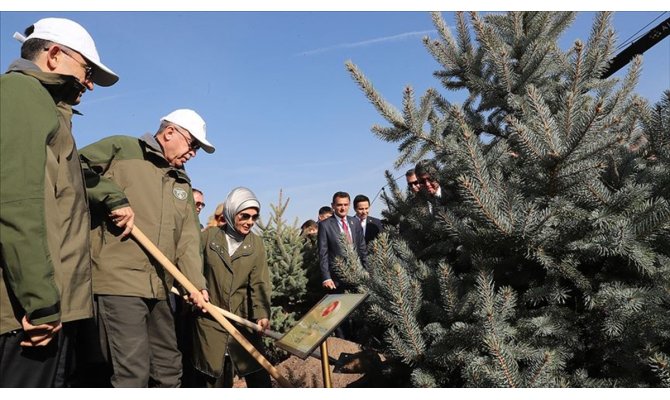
top-left (170, 287), bottom-right (280, 338)
top-left (169, 287), bottom-right (328, 361)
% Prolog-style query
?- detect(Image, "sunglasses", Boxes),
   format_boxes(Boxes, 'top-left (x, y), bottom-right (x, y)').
top-left (195, 201), bottom-right (205, 209)
top-left (408, 180), bottom-right (420, 186)
top-left (238, 212), bottom-right (259, 222)
top-left (172, 126), bottom-right (201, 151)
top-left (51, 47), bottom-right (94, 81)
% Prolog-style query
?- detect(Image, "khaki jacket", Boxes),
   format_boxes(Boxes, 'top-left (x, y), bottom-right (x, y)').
top-left (191, 227), bottom-right (271, 377)
top-left (80, 134), bottom-right (206, 299)
top-left (1, 63), bottom-right (93, 334)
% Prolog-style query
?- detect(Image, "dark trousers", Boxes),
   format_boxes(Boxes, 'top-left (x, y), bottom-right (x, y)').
top-left (97, 295), bottom-right (181, 387)
top-left (68, 316), bottom-right (112, 388)
top-left (0, 322), bottom-right (75, 388)
top-left (173, 294), bottom-right (199, 387)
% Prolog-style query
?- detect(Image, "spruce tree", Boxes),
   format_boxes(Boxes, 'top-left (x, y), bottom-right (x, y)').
top-left (341, 11), bottom-right (670, 387)
top-left (257, 191), bottom-right (321, 360)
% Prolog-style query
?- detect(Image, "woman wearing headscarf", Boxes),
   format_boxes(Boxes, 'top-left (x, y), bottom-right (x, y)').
top-left (190, 187), bottom-right (272, 387)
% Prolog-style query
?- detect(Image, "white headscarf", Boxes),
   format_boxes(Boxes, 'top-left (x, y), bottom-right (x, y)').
top-left (223, 187), bottom-right (261, 255)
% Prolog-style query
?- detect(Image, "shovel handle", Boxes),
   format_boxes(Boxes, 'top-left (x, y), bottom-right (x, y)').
top-left (169, 287), bottom-right (328, 360)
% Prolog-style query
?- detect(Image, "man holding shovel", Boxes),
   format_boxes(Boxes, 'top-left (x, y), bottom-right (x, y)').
top-left (80, 109), bottom-right (215, 387)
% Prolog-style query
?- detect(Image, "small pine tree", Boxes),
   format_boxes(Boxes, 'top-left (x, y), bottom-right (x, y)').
top-left (342, 11), bottom-right (670, 387)
top-left (257, 190), bottom-right (321, 361)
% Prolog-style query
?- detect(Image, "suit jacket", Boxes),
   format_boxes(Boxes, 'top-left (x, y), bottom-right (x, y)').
top-left (360, 216), bottom-right (383, 244)
top-left (317, 214), bottom-right (367, 285)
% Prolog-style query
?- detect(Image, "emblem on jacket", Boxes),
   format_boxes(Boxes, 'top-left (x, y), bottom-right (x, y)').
top-left (173, 187), bottom-right (188, 200)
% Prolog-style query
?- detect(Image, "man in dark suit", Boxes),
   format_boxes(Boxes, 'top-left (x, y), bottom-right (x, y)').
top-left (317, 191), bottom-right (367, 291)
top-left (353, 194), bottom-right (384, 244)
top-left (415, 159), bottom-right (454, 216)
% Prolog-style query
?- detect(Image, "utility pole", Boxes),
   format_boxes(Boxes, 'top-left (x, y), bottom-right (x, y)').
top-left (601, 16), bottom-right (670, 79)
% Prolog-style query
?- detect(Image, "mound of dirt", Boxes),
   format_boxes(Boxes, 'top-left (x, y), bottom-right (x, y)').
top-left (234, 337), bottom-right (388, 388)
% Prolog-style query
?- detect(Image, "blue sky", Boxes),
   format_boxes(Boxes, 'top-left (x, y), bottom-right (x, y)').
top-left (1, 6), bottom-right (668, 227)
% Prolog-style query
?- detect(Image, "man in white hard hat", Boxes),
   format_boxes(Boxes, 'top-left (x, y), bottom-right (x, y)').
top-left (79, 109), bottom-right (215, 387)
top-left (0, 17), bottom-right (118, 387)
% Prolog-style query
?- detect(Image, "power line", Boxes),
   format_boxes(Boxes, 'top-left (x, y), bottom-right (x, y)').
top-left (616, 12), bottom-right (668, 51)
top-left (370, 173), bottom-right (405, 206)
top-left (602, 15), bottom-right (670, 79)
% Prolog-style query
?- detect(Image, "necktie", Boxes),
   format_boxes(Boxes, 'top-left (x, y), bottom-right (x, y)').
top-left (342, 217), bottom-right (352, 243)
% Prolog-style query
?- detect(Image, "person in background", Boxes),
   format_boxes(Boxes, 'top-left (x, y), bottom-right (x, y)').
top-left (0, 17), bottom-right (118, 388)
top-left (353, 194), bottom-right (384, 244)
top-left (206, 202), bottom-right (225, 228)
top-left (193, 188), bottom-right (205, 215)
top-left (79, 109), bottom-right (214, 387)
top-left (317, 192), bottom-right (367, 339)
top-left (317, 192), bottom-right (367, 292)
top-left (415, 159), bottom-right (453, 216)
top-left (192, 188), bottom-right (205, 230)
top-left (191, 187), bottom-right (272, 388)
top-left (405, 168), bottom-right (421, 194)
top-left (300, 219), bottom-right (319, 238)
top-left (318, 206), bottom-right (333, 222)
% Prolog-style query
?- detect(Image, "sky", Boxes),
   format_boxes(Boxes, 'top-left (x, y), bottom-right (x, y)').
top-left (1, 3), bottom-right (669, 229)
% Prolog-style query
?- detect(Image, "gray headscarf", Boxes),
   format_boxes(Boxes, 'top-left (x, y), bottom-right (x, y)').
top-left (224, 187), bottom-right (261, 228)
top-left (223, 187), bottom-right (261, 255)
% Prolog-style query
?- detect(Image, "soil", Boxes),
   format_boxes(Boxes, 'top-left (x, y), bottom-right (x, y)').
top-left (233, 337), bottom-right (387, 388)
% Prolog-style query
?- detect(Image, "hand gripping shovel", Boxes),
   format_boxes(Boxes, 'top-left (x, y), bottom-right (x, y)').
top-left (131, 225), bottom-right (292, 388)
top-left (169, 287), bottom-right (333, 363)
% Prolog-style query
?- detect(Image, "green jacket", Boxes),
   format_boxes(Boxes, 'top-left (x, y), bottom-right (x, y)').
top-left (80, 134), bottom-right (206, 299)
top-left (191, 226), bottom-right (271, 378)
top-left (0, 60), bottom-right (93, 334)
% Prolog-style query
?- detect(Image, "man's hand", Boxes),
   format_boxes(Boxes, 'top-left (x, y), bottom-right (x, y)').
top-left (109, 206), bottom-right (135, 237)
top-left (257, 318), bottom-right (270, 333)
top-left (20, 316), bottom-right (62, 347)
top-left (188, 289), bottom-right (210, 313)
top-left (322, 279), bottom-right (336, 290)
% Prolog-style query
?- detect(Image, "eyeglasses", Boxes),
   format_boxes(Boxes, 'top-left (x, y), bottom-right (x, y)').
top-left (195, 202), bottom-right (205, 209)
top-left (408, 180), bottom-right (420, 186)
top-left (172, 126), bottom-right (201, 151)
top-left (238, 212), bottom-right (259, 222)
top-left (55, 47), bottom-right (94, 81)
